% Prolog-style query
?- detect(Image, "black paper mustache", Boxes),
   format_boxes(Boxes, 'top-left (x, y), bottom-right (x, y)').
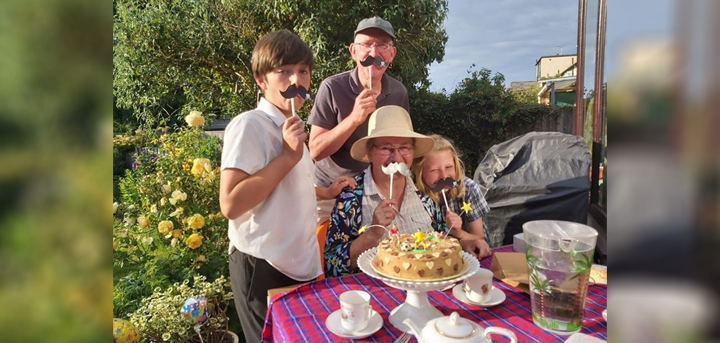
top-left (360, 55), bottom-right (388, 68)
top-left (279, 85), bottom-right (313, 100)
top-left (430, 177), bottom-right (458, 192)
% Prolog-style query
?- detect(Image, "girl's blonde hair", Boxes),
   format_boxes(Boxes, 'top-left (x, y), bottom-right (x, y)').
top-left (412, 134), bottom-right (466, 204)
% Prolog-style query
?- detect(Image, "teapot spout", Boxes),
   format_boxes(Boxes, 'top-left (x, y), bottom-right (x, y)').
top-left (402, 319), bottom-right (429, 343)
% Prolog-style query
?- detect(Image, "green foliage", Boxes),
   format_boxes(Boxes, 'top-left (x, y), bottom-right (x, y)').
top-left (113, 0), bottom-right (448, 126)
top-left (113, 122), bottom-right (228, 318)
top-left (129, 275), bottom-right (233, 343)
top-left (410, 67), bottom-right (563, 175)
top-left (510, 82), bottom-right (542, 104)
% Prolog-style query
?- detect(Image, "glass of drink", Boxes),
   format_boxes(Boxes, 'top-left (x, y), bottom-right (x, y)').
top-left (523, 220), bottom-right (598, 335)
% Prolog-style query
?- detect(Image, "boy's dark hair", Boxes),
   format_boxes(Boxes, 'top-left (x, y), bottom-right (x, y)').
top-left (251, 30), bottom-right (314, 80)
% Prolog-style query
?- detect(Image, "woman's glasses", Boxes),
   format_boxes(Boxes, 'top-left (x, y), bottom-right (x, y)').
top-left (373, 145), bottom-right (414, 157)
top-left (354, 42), bottom-right (394, 52)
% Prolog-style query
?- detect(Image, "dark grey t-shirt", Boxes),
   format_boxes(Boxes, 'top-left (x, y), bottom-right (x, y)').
top-left (308, 67), bottom-right (409, 186)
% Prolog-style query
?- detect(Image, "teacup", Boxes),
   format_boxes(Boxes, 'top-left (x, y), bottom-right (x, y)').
top-left (463, 268), bottom-right (494, 304)
top-left (339, 290), bottom-right (373, 332)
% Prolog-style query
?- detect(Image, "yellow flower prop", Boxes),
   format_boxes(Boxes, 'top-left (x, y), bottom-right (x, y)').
top-left (187, 214), bottom-right (205, 229)
top-left (184, 111), bottom-right (205, 127)
top-left (157, 220), bottom-right (174, 235)
top-left (186, 233), bottom-right (203, 249)
top-left (461, 201), bottom-right (472, 214)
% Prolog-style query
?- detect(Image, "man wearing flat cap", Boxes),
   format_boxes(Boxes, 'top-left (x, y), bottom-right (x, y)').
top-left (309, 16), bottom-right (409, 233)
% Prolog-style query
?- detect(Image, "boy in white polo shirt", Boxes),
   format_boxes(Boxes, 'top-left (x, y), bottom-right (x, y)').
top-left (219, 30), bottom-right (322, 343)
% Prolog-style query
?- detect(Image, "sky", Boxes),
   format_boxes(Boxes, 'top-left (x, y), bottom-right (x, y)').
top-left (427, 0), bottom-right (586, 92)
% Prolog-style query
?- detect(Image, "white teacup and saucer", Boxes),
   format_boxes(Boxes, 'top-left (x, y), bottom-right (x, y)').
top-left (452, 268), bottom-right (507, 307)
top-left (326, 290), bottom-right (383, 339)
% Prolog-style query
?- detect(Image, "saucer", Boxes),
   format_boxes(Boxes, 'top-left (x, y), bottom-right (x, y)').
top-left (325, 309), bottom-right (383, 339)
top-left (452, 284), bottom-right (506, 307)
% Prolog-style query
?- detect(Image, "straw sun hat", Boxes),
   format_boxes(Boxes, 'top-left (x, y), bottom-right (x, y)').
top-left (350, 105), bottom-right (435, 163)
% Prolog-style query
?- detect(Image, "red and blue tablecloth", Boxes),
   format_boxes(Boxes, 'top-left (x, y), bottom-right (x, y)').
top-left (261, 247), bottom-right (607, 342)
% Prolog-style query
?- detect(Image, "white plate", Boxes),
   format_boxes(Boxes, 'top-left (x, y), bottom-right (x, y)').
top-left (602, 309), bottom-right (607, 322)
top-left (452, 284), bottom-right (506, 307)
top-left (325, 309), bottom-right (383, 339)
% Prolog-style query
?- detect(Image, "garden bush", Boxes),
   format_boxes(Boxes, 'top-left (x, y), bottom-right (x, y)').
top-left (113, 116), bottom-right (228, 318)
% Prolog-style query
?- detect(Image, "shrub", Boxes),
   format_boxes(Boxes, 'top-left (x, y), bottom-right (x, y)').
top-left (129, 275), bottom-right (233, 343)
top-left (113, 117), bottom-right (228, 318)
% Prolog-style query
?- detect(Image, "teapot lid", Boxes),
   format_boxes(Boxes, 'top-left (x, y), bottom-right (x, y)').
top-left (433, 312), bottom-right (477, 340)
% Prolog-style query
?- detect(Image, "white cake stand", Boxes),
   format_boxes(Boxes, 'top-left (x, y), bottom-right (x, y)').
top-left (357, 248), bottom-right (479, 332)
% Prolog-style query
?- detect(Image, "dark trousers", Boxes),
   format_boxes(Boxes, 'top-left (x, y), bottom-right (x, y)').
top-left (229, 249), bottom-right (301, 343)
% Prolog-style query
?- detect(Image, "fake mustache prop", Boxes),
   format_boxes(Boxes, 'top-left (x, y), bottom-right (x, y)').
top-left (360, 55), bottom-right (388, 68)
top-left (279, 84), bottom-right (313, 101)
top-left (381, 162), bottom-right (411, 201)
top-left (280, 84), bottom-right (312, 118)
top-left (430, 177), bottom-right (459, 213)
top-left (430, 177), bottom-right (459, 192)
top-left (360, 56), bottom-right (387, 90)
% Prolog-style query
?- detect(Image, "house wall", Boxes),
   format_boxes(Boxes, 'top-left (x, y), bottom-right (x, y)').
top-left (537, 55), bottom-right (577, 79)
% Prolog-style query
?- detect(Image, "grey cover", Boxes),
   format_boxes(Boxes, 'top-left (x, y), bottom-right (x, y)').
top-left (473, 132), bottom-right (591, 247)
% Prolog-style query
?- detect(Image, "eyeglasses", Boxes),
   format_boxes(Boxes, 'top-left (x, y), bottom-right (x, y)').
top-left (373, 145), bottom-right (414, 157)
top-left (354, 42), bottom-right (394, 52)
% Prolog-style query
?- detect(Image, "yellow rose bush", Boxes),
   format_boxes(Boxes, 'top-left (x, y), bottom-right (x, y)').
top-left (113, 126), bottom-right (228, 318)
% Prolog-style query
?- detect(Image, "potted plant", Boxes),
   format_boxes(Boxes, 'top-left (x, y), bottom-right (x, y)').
top-left (129, 275), bottom-right (238, 343)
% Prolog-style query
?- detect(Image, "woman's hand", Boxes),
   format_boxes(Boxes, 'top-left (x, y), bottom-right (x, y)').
top-left (372, 199), bottom-right (398, 227)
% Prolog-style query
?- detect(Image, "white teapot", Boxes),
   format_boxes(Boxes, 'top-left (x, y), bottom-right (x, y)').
top-left (403, 312), bottom-right (517, 343)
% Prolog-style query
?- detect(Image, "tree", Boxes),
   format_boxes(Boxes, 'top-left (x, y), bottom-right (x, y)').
top-left (113, 0), bottom-right (448, 126)
top-left (410, 67), bottom-right (561, 175)
top-left (510, 82), bottom-right (542, 104)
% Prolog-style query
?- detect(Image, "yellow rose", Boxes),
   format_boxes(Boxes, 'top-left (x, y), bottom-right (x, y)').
top-left (162, 184), bottom-right (172, 194)
top-left (185, 111), bottom-right (205, 127)
top-left (191, 158), bottom-right (211, 176)
top-left (158, 220), bottom-right (174, 235)
top-left (170, 207), bottom-right (184, 217)
top-left (137, 215), bottom-right (149, 228)
top-left (186, 233), bottom-right (203, 249)
top-left (187, 214), bottom-right (205, 229)
top-left (171, 229), bottom-right (183, 238)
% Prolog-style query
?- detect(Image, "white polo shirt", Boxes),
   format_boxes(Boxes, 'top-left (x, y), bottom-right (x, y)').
top-left (221, 98), bottom-right (322, 281)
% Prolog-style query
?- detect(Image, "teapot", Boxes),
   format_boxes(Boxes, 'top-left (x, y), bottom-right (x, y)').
top-left (403, 312), bottom-right (516, 343)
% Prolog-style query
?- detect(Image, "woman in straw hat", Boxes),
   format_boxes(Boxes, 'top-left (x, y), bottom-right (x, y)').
top-left (323, 105), bottom-right (449, 277)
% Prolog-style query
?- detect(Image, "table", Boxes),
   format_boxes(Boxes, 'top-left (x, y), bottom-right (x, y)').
top-left (261, 247), bottom-right (607, 342)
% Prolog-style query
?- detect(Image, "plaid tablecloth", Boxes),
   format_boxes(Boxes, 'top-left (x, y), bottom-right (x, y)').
top-left (261, 246), bottom-right (607, 342)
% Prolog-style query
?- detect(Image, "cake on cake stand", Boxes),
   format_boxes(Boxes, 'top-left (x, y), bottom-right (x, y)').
top-left (357, 248), bottom-right (480, 332)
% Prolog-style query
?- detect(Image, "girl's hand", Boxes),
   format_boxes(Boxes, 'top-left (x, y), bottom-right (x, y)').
top-left (445, 210), bottom-right (463, 231)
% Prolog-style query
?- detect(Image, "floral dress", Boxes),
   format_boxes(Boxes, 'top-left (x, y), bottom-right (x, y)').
top-left (323, 171), bottom-right (449, 277)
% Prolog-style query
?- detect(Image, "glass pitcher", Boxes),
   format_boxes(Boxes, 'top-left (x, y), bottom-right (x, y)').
top-left (523, 220), bottom-right (598, 335)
